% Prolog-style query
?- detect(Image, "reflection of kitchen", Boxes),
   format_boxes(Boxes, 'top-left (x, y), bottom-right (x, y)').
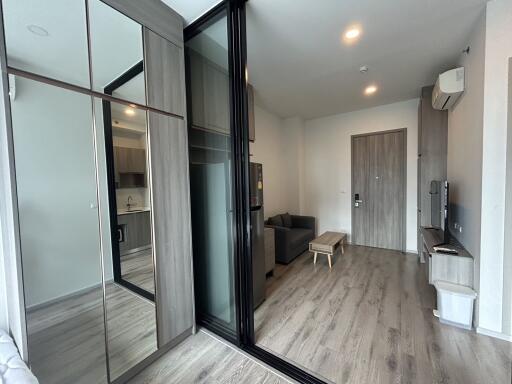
top-left (111, 103), bottom-right (154, 294)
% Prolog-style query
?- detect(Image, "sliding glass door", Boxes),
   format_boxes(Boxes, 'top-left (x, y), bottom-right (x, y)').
top-left (185, 2), bottom-right (325, 383)
top-left (185, 6), bottom-right (238, 338)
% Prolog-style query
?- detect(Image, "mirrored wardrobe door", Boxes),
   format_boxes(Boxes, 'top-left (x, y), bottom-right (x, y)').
top-left (10, 77), bottom-right (108, 384)
top-left (93, 97), bottom-right (157, 381)
top-left (88, 0), bottom-right (146, 105)
top-left (2, 0), bottom-right (90, 87)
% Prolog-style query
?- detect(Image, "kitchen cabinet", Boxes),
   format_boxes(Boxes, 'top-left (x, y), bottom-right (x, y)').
top-left (114, 147), bottom-right (146, 173)
top-left (117, 210), bottom-right (151, 255)
top-left (114, 146), bottom-right (147, 188)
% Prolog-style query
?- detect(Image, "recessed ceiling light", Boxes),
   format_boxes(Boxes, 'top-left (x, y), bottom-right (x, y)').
top-left (343, 25), bottom-right (362, 44)
top-left (345, 28), bottom-right (360, 39)
top-left (124, 108), bottom-right (136, 116)
top-left (364, 85), bottom-right (378, 96)
top-left (26, 25), bottom-right (49, 37)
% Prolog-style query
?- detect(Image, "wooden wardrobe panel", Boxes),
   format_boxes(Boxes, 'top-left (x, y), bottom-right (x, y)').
top-left (148, 112), bottom-right (194, 346)
top-left (144, 28), bottom-right (185, 117)
top-left (419, 86), bottom-right (448, 228)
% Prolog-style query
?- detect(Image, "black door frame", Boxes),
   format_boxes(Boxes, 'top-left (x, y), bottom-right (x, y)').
top-left (185, 2), bottom-right (326, 383)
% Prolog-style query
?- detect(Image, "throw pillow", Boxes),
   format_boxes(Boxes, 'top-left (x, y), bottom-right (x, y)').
top-left (281, 212), bottom-right (292, 228)
top-left (268, 214), bottom-right (284, 227)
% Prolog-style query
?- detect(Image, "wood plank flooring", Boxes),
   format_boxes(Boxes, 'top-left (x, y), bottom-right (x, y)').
top-left (27, 283), bottom-right (157, 384)
top-left (255, 245), bottom-right (512, 384)
top-left (127, 331), bottom-right (291, 384)
top-left (121, 249), bottom-right (156, 294)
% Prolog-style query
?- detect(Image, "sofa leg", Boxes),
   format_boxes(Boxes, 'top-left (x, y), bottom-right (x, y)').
top-left (313, 252), bottom-right (318, 264)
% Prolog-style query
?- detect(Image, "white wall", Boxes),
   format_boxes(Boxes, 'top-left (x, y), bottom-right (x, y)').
top-left (504, 58), bottom-right (512, 336)
top-left (11, 77), bottom-right (104, 308)
top-left (303, 99), bottom-right (419, 252)
top-left (250, 105), bottom-right (301, 218)
top-left (447, 10), bottom-right (486, 324)
top-left (478, 0), bottom-right (512, 335)
top-left (0, 73), bottom-right (27, 358)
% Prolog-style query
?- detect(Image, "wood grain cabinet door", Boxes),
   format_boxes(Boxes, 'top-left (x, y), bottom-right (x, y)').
top-left (148, 111), bottom-right (194, 347)
top-left (203, 62), bottom-right (229, 134)
top-left (128, 148), bottom-right (146, 173)
top-left (144, 27), bottom-right (184, 117)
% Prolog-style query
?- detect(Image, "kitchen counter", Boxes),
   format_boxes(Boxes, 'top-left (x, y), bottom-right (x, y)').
top-left (117, 207), bottom-right (151, 216)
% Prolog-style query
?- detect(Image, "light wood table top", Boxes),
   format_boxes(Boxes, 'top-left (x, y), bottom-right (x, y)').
top-left (309, 231), bottom-right (347, 269)
top-left (309, 231), bottom-right (347, 254)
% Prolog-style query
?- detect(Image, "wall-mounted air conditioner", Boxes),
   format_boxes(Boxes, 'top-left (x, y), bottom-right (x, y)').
top-left (432, 67), bottom-right (465, 110)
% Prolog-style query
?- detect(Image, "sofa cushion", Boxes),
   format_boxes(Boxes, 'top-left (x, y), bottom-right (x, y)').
top-left (289, 228), bottom-right (314, 248)
top-left (281, 213), bottom-right (292, 228)
top-left (268, 214), bottom-right (283, 227)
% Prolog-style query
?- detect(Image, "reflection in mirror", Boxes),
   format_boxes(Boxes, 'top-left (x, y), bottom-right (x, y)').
top-left (94, 94), bottom-right (157, 380)
top-left (88, 0), bottom-right (146, 104)
top-left (2, 0), bottom-right (90, 87)
top-left (10, 77), bottom-right (107, 383)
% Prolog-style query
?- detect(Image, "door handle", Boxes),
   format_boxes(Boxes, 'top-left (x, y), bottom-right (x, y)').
top-left (354, 193), bottom-right (363, 208)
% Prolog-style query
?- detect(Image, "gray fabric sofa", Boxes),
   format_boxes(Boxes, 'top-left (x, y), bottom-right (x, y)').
top-left (265, 213), bottom-right (316, 264)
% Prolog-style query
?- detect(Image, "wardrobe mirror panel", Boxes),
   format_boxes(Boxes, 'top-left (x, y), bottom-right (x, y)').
top-left (2, 0), bottom-right (90, 87)
top-left (10, 77), bottom-right (107, 384)
top-left (88, 0), bottom-right (146, 105)
top-left (94, 97), bottom-right (157, 381)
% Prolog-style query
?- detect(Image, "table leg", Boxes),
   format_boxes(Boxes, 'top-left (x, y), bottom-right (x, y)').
top-left (314, 252), bottom-right (318, 264)
top-left (341, 240), bottom-right (345, 255)
top-left (328, 253), bottom-right (332, 269)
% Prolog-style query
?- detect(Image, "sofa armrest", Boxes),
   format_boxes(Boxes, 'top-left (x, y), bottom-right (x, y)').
top-left (291, 215), bottom-right (316, 232)
top-left (264, 225), bottom-right (290, 259)
top-left (265, 225), bottom-right (290, 237)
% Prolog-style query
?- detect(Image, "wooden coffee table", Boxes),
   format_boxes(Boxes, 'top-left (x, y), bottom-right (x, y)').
top-left (309, 231), bottom-right (347, 269)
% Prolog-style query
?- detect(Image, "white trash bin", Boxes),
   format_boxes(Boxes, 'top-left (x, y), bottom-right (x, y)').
top-left (434, 280), bottom-right (477, 330)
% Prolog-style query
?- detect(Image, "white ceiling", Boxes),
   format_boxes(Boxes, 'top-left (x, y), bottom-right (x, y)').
top-left (246, 0), bottom-right (488, 119)
top-left (161, 0), bottom-right (223, 25)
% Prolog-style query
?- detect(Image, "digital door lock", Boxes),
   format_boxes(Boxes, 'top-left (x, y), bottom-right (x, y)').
top-left (354, 193), bottom-right (363, 208)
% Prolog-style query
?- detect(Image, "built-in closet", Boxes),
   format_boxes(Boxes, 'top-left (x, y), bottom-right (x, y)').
top-left (0, 0), bottom-right (194, 382)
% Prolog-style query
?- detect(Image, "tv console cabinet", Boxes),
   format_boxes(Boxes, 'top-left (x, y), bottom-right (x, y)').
top-left (420, 227), bottom-right (474, 288)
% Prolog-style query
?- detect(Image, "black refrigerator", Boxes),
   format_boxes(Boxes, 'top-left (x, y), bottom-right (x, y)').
top-left (250, 163), bottom-right (266, 308)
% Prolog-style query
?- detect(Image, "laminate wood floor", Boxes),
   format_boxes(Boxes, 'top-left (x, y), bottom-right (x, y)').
top-left (254, 245), bottom-right (512, 384)
top-left (121, 249), bottom-right (156, 294)
top-left (27, 283), bottom-right (157, 384)
top-left (127, 331), bottom-right (291, 384)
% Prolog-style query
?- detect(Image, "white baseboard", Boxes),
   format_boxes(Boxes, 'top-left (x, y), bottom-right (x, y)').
top-left (476, 327), bottom-right (512, 342)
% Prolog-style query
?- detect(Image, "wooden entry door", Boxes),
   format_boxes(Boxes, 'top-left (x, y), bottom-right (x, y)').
top-left (351, 129), bottom-right (406, 251)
